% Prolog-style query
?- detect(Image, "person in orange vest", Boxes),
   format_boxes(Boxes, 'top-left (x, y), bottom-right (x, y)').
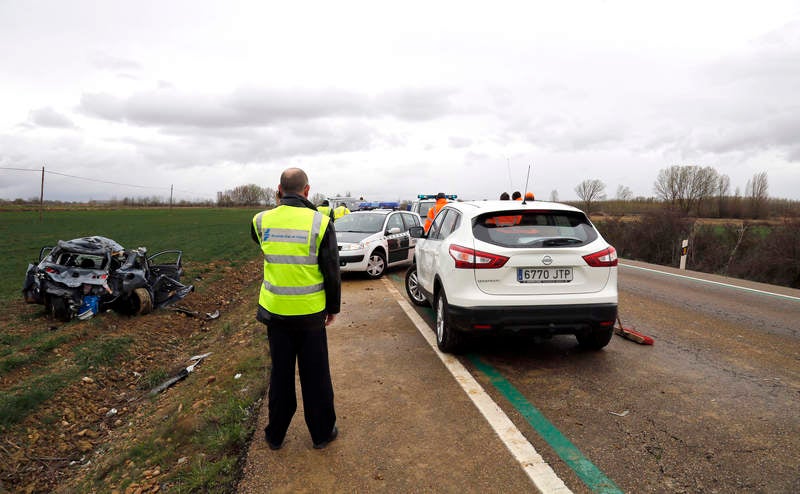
top-left (512, 191), bottom-right (522, 200)
top-left (524, 192), bottom-right (535, 200)
top-left (423, 192), bottom-right (448, 233)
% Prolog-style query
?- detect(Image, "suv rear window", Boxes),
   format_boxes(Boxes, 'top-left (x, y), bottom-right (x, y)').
top-left (473, 210), bottom-right (598, 248)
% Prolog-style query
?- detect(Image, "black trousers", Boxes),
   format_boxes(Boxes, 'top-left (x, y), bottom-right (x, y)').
top-left (263, 315), bottom-right (336, 445)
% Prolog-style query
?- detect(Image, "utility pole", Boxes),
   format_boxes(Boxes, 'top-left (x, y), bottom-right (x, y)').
top-left (170, 184), bottom-right (174, 210)
top-left (39, 165), bottom-right (45, 222)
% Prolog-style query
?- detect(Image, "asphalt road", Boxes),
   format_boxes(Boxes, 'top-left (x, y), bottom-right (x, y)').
top-left (239, 261), bottom-right (800, 493)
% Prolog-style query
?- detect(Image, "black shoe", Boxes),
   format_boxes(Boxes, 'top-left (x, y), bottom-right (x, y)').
top-left (313, 425), bottom-right (338, 449)
top-left (265, 428), bottom-right (283, 450)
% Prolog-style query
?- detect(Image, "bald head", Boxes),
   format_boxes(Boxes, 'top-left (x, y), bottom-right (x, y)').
top-left (279, 168), bottom-right (309, 196)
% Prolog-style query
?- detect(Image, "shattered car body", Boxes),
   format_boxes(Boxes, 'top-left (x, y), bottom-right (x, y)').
top-left (22, 236), bottom-right (194, 321)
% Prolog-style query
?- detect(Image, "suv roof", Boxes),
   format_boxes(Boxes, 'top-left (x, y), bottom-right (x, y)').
top-left (443, 200), bottom-right (582, 214)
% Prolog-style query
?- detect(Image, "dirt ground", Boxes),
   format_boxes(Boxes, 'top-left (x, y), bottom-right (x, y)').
top-left (0, 259), bottom-right (264, 493)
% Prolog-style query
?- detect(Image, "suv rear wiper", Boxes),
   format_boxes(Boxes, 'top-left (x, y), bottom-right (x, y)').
top-left (538, 237), bottom-right (583, 247)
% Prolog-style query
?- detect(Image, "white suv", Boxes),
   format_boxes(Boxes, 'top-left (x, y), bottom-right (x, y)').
top-left (406, 200), bottom-right (618, 352)
top-left (336, 209), bottom-right (421, 278)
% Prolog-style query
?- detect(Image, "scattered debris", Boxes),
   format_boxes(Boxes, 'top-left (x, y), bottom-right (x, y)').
top-left (149, 352), bottom-right (212, 396)
top-left (170, 306), bottom-right (220, 320)
top-left (609, 410), bottom-right (630, 417)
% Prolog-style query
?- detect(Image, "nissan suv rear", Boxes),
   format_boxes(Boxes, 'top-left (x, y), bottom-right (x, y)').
top-left (406, 200), bottom-right (618, 352)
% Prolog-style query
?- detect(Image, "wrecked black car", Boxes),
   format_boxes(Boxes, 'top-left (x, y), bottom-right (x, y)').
top-left (22, 236), bottom-right (194, 321)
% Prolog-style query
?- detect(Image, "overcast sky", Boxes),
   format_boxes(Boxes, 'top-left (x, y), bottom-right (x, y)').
top-left (1, 0), bottom-right (799, 203)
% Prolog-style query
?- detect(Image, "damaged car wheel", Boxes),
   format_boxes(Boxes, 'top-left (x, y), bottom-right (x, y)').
top-left (115, 287), bottom-right (153, 316)
top-left (47, 296), bottom-right (71, 322)
top-left (132, 288), bottom-right (153, 315)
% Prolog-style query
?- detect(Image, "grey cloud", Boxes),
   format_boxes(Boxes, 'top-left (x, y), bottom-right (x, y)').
top-left (376, 88), bottom-right (457, 121)
top-left (78, 87), bottom-right (459, 129)
top-left (28, 107), bottom-right (75, 128)
top-left (449, 136), bottom-right (472, 148)
top-left (118, 119), bottom-right (381, 169)
top-left (91, 52), bottom-right (142, 71)
top-left (678, 21), bottom-right (800, 159)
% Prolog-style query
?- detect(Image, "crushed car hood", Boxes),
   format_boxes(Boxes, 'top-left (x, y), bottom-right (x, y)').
top-left (56, 236), bottom-right (124, 255)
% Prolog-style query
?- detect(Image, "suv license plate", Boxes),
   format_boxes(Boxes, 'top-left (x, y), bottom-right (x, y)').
top-left (517, 267), bottom-right (573, 283)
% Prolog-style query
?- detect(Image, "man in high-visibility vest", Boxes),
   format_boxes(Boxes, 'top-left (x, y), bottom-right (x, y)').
top-left (423, 192), bottom-right (448, 233)
top-left (251, 168), bottom-right (341, 450)
top-left (317, 200), bottom-right (334, 222)
top-left (333, 202), bottom-right (350, 220)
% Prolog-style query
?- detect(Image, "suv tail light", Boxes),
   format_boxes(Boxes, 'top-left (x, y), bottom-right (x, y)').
top-left (449, 245), bottom-right (509, 269)
top-left (582, 246), bottom-right (618, 267)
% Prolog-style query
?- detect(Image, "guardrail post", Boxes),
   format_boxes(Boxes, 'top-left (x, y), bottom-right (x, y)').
top-left (679, 239), bottom-right (689, 270)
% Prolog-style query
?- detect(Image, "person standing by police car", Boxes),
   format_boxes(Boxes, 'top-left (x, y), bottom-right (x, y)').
top-left (423, 192), bottom-right (449, 233)
top-left (317, 199), bottom-right (335, 222)
top-left (251, 168), bottom-right (341, 450)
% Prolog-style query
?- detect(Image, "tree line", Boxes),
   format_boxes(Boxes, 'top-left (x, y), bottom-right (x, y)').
top-left (572, 165), bottom-right (792, 219)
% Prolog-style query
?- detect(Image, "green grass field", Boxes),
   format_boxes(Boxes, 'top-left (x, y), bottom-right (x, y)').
top-left (0, 208), bottom-right (263, 303)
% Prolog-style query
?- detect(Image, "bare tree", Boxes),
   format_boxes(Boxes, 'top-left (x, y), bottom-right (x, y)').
top-left (263, 187), bottom-right (277, 206)
top-left (217, 184), bottom-right (268, 207)
top-left (549, 189), bottom-right (559, 202)
top-left (716, 174), bottom-right (730, 217)
top-left (654, 165), bottom-right (719, 215)
top-left (575, 179), bottom-right (606, 213)
top-left (746, 171), bottom-right (769, 218)
top-left (616, 185), bottom-right (633, 201)
top-left (310, 192), bottom-right (326, 205)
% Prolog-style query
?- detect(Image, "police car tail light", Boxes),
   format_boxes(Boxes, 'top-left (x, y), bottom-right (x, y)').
top-left (449, 245), bottom-right (508, 269)
top-left (582, 246), bottom-right (618, 267)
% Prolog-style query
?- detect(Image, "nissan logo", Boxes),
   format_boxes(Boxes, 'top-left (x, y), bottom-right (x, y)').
top-left (542, 255), bottom-right (553, 265)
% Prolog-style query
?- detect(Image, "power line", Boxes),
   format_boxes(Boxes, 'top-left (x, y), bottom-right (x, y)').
top-left (0, 166), bottom-right (41, 172)
top-left (44, 169), bottom-right (171, 191)
top-left (1, 165), bottom-right (214, 198)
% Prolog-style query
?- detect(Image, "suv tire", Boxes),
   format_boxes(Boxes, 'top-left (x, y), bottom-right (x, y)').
top-left (405, 265), bottom-right (428, 306)
top-left (576, 325), bottom-right (613, 350)
top-left (435, 289), bottom-right (461, 353)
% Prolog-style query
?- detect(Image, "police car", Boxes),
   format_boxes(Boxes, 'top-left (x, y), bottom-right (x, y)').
top-left (335, 209), bottom-right (421, 278)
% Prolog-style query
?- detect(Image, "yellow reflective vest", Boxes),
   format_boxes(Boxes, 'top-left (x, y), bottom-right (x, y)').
top-left (252, 206), bottom-right (329, 316)
top-left (317, 205), bottom-right (333, 219)
top-left (334, 205), bottom-right (350, 219)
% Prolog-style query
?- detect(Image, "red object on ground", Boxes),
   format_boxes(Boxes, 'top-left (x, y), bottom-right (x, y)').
top-left (614, 317), bottom-right (654, 345)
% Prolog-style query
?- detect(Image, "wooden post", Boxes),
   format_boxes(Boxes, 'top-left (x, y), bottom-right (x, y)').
top-left (39, 165), bottom-right (45, 222)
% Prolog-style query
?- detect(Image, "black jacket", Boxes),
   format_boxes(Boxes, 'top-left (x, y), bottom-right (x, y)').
top-left (251, 194), bottom-right (341, 322)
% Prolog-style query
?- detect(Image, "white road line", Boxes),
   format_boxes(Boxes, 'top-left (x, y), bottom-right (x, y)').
top-left (620, 263), bottom-right (800, 302)
top-left (382, 278), bottom-right (572, 494)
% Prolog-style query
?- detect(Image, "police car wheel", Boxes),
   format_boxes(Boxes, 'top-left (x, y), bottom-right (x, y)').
top-left (365, 251), bottom-right (386, 279)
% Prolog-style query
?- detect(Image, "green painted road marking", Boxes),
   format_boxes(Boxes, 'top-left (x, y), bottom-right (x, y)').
top-left (469, 355), bottom-right (623, 494)
top-left (387, 272), bottom-right (621, 493)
